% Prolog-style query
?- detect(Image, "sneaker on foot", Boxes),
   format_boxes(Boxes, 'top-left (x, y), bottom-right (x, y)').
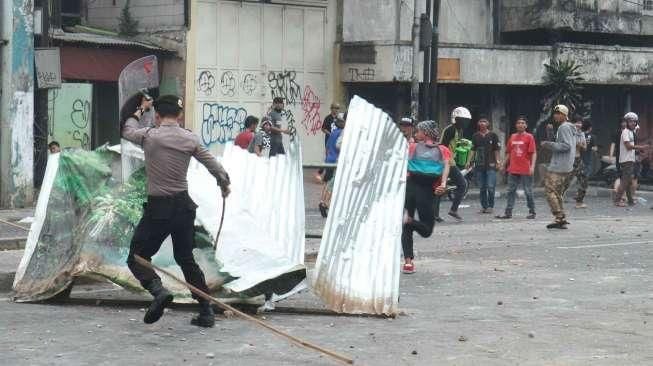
top-left (448, 211), bottom-right (463, 221)
top-left (575, 203), bottom-right (587, 209)
top-left (402, 263), bottom-right (415, 274)
top-left (434, 217), bottom-right (444, 223)
top-left (484, 208), bottom-right (493, 214)
top-left (546, 221), bottom-right (567, 229)
top-left (495, 214), bottom-right (512, 219)
top-left (526, 212), bottom-right (536, 220)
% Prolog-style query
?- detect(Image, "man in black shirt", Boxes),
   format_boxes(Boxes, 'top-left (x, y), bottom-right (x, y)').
top-left (467, 116), bottom-right (501, 213)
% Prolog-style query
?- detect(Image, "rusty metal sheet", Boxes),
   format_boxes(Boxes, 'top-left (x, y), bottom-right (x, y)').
top-left (312, 96), bottom-right (407, 315)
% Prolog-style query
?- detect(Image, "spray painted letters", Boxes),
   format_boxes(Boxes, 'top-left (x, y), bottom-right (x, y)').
top-left (197, 70), bottom-right (216, 97)
top-left (200, 103), bottom-right (248, 146)
top-left (268, 71), bottom-right (301, 105)
top-left (300, 86), bottom-right (322, 135)
top-left (47, 83), bottom-right (93, 150)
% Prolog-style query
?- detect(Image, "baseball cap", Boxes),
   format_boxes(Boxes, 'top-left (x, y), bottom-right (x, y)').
top-left (553, 104), bottom-right (568, 116)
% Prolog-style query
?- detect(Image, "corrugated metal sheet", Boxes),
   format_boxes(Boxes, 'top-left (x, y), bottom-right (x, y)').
top-left (312, 96), bottom-right (408, 315)
top-left (188, 139), bottom-right (306, 297)
top-left (50, 29), bottom-right (167, 51)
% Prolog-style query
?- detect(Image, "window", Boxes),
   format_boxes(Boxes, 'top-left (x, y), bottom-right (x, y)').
top-left (643, 0), bottom-right (653, 16)
top-left (644, 0), bottom-right (653, 11)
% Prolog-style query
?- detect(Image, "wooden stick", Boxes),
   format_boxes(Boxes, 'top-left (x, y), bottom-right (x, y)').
top-left (213, 199), bottom-right (226, 250)
top-left (133, 255), bottom-right (354, 365)
top-left (0, 218), bottom-right (30, 231)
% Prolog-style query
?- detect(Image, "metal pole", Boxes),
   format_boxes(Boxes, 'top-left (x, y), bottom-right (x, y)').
top-left (410, 0), bottom-right (421, 120)
top-left (430, 0), bottom-right (441, 121)
top-left (422, 1), bottom-right (432, 120)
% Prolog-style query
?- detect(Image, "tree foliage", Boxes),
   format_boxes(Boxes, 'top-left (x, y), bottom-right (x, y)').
top-left (118, 0), bottom-right (139, 37)
top-left (541, 59), bottom-right (587, 117)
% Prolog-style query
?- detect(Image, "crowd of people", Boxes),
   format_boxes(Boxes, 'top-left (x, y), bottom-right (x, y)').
top-left (399, 104), bottom-right (650, 274)
top-left (229, 96), bottom-right (650, 275)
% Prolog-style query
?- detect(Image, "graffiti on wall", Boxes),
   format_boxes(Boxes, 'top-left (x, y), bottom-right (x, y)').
top-left (200, 103), bottom-right (248, 146)
top-left (268, 70), bottom-right (302, 106)
top-left (70, 99), bottom-right (91, 148)
top-left (48, 83), bottom-right (93, 150)
top-left (241, 73), bottom-right (258, 96)
top-left (197, 70), bottom-right (216, 97)
top-left (300, 86), bottom-right (322, 135)
top-left (220, 71), bottom-right (237, 97)
top-left (348, 67), bottom-right (375, 82)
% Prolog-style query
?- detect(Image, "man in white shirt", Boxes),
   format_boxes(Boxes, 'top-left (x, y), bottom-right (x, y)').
top-left (614, 112), bottom-right (648, 206)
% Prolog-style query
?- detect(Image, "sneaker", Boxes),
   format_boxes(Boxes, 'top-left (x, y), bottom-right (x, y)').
top-left (495, 214), bottom-right (512, 219)
top-left (448, 211), bottom-right (463, 221)
top-left (615, 201), bottom-right (627, 207)
top-left (257, 300), bottom-right (276, 313)
top-left (479, 208), bottom-right (487, 214)
top-left (546, 221), bottom-right (567, 229)
top-left (484, 208), bottom-right (493, 214)
top-left (526, 212), bottom-right (536, 220)
top-left (434, 217), bottom-right (444, 223)
top-left (575, 203), bottom-right (587, 209)
top-left (402, 263), bottom-right (415, 274)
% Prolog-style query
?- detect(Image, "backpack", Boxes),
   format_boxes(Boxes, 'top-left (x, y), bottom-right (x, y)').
top-left (408, 143), bottom-right (444, 177)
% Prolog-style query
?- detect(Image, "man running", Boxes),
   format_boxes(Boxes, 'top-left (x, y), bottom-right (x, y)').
top-left (122, 95), bottom-right (231, 328)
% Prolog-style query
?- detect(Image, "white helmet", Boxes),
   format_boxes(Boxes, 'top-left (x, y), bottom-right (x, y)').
top-left (451, 106), bottom-right (472, 124)
top-left (624, 112), bottom-right (638, 121)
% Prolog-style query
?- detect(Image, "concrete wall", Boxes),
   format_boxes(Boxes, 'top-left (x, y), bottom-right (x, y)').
top-left (0, 0), bottom-right (35, 208)
top-left (438, 44), bottom-right (551, 85)
top-left (343, 0), bottom-right (493, 44)
top-left (86, 0), bottom-right (185, 32)
top-left (557, 43), bottom-right (653, 85)
top-left (502, 0), bottom-right (653, 35)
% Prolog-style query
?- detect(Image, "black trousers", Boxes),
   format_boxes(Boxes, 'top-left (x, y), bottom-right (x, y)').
top-left (127, 191), bottom-right (209, 301)
top-left (402, 176), bottom-right (436, 260)
top-left (432, 165), bottom-right (466, 217)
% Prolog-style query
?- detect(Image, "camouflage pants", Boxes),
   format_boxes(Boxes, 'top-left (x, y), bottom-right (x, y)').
top-left (545, 171), bottom-right (572, 221)
top-left (567, 158), bottom-right (588, 203)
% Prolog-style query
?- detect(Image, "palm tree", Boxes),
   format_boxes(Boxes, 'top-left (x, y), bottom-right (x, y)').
top-left (541, 59), bottom-right (587, 117)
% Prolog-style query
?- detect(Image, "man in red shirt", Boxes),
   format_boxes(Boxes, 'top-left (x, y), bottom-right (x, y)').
top-left (497, 116), bottom-right (537, 219)
top-left (234, 116), bottom-right (259, 149)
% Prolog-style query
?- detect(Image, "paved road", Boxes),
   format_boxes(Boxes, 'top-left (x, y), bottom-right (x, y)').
top-left (2, 179), bottom-right (653, 365)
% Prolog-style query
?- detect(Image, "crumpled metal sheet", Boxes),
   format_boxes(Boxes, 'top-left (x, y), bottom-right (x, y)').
top-left (313, 96), bottom-right (408, 315)
top-left (13, 140), bottom-right (306, 303)
top-left (189, 138), bottom-right (307, 298)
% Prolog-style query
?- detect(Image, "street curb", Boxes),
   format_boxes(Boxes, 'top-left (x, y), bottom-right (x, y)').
top-left (0, 237), bottom-right (27, 251)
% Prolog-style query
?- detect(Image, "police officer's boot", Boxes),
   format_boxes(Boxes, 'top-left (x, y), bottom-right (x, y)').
top-left (143, 279), bottom-right (173, 324)
top-left (191, 300), bottom-right (215, 328)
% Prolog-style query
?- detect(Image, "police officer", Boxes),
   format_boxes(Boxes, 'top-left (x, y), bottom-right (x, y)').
top-left (122, 94), bottom-right (231, 328)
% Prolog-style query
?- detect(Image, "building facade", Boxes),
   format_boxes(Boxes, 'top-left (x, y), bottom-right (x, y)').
top-left (341, 0), bottom-right (653, 160)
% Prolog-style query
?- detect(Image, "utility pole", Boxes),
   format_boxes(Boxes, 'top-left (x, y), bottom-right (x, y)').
top-left (421, 1), bottom-right (432, 120)
top-left (0, 0), bottom-right (35, 208)
top-left (410, 0), bottom-right (420, 120)
top-left (430, 0), bottom-right (441, 123)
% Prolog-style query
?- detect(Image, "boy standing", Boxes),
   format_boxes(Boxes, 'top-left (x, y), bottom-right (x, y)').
top-left (234, 116), bottom-right (259, 150)
top-left (497, 116), bottom-right (537, 219)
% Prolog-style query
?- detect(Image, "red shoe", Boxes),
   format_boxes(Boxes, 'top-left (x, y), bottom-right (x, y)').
top-left (402, 263), bottom-right (415, 274)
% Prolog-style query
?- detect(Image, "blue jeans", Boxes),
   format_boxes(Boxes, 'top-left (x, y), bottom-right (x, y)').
top-left (476, 169), bottom-right (496, 209)
top-left (505, 174), bottom-right (535, 213)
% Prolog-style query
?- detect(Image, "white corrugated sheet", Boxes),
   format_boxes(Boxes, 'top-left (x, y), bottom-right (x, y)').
top-left (312, 96), bottom-right (407, 315)
top-left (189, 139), bottom-right (306, 297)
